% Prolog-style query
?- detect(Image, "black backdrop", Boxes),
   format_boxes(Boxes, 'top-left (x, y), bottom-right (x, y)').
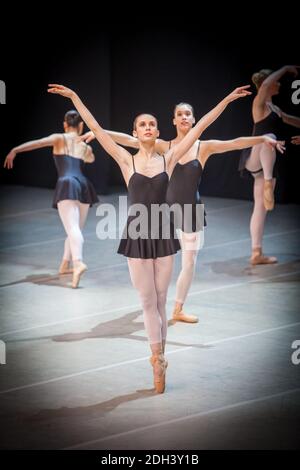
top-left (1, 13), bottom-right (299, 202)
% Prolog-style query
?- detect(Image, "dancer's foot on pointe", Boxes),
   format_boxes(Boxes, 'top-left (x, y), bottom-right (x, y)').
top-left (71, 261), bottom-right (87, 288)
top-left (150, 352), bottom-right (168, 394)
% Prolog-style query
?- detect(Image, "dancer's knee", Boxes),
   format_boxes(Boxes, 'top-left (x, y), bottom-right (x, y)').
top-left (156, 290), bottom-right (167, 308)
top-left (182, 254), bottom-right (197, 273)
top-left (140, 292), bottom-right (157, 313)
top-left (70, 227), bottom-right (83, 244)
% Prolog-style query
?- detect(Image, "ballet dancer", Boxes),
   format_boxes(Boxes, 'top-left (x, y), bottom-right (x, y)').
top-left (48, 82), bottom-right (251, 392)
top-left (238, 65), bottom-right (300, 265)
top-left (4, 110), bottom-right (98, 288)
top-left (80, 104), bottom-right (284, 323)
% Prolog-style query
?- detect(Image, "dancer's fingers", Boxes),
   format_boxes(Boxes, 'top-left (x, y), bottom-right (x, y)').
top-left (277, 142), bottom-right (286, 154)
top-left (291, 136), bottom-right (300, 145)
top-left (48, 83), bottom-right (63, 88)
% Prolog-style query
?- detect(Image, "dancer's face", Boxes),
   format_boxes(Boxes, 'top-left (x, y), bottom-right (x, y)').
top-left (173, 105), bottom-right (195, 133)
top-left (133, 114), bottom-right (159, 142)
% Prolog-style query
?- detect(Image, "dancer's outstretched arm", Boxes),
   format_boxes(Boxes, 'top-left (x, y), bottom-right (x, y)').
top-left (166, 86), bottom-right (252, 167)
top-left (79, 129), bottom-right (138, 147)
top-left (48, 84), bottom-right (131, 169)
top-left (200, 135), bottom-right (285, 166)
top-left (255, 65), bottom-right (299, 109)
top-left (4, 134), bottom-right (61, 169)
top-left (281, 111), bottom-right (300, 128)
top-left (79, 128), bottom-right (167, 154)
top-left (4, 134), bottom-right (95, 169)
top-left (79, 88), bottom-right (254, 160)
top-left (266, 101), bottom-right (300, 129)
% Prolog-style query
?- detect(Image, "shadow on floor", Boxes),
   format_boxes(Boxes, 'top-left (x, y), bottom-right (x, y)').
top-left (205, 257), bottom-right (300, 279)
top-left (27, 388), bottom-right (156, 423)
top-left (0, 272), bottom-right (74, 289)
top-left (0, 388), bottom-right (157, 449)
top-left (8, 310), bottom-right (213, 350)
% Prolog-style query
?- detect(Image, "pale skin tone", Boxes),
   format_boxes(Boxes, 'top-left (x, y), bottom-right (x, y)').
top-left (80, 107), bottom-right (284, 167)
top-left (47, 82), bottom-right (252, 343)
top-left (3, 120), bottom-right (95, 270)
top-left (252, 65), bottom-right (300, 127)
top-left (81, 66), bottom-right (299, 152)
top-left (291, 136), bottom-right (300, 145)
top-left (251, 65), bottom-right (300, 151)
top-left (260, 69), bottom-right (300, 198)
top-left (47, 84), bottom-right (253, 184)
top-left (3, 121), bottom-right (95, 170)
top-left (243, 65), bottom-right (300, 261)
top-left (78, 104), bottom-right (285, 317)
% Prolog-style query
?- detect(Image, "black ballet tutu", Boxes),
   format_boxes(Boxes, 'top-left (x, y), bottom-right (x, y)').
top-left (52, 155), bottom-right (98, 208)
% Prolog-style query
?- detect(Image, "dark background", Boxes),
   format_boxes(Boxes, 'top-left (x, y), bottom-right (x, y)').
top-left (1, 9), bottom-right (299, 202)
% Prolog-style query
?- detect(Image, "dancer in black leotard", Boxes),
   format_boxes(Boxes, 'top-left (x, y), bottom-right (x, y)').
top-left (166, 140), bottom-right (206, 233)
top-left (159, 105), bottom-right (282, 323)
top-left (239, 108), bottom-right (283, 177)
top-left (80, 102), bottom-right (283, 323)
top-left (48, 82), bottom-right (251, 393)
top-left (238, 65), bottom-right (300, 265)
top-left (4, 110), bottom-right (98, 288)
top-left (53, 134), bottom-right (97, 209)
top-left (118, 153), bottom-right (180, 259)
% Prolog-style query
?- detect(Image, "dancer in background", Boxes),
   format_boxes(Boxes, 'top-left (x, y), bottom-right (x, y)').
top-left (80, 104), bottom-right (283, 323)
top-left (239, 65), bottom-right (300, 265)
top-left (48, 82), bottom-right (251, 393)
top-left (4, 110), bottom-right (98, 288)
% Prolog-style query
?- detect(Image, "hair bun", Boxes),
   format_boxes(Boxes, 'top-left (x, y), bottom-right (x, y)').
top-left (252, 69), bottom-right (273, 90)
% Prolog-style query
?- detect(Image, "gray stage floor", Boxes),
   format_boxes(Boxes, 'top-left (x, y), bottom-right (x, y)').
top-left (0, 185), bottom-right (299, 450)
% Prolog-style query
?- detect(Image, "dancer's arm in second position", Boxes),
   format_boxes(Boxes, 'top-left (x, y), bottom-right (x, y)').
top-left (4, 134), bottom-right (94, 169)
top-left (199, 135), bottom-right (285, 167)
top-left (47, 84), bottom-right (252, 177)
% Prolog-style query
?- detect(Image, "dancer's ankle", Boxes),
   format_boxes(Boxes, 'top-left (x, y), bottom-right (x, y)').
top-left (251, 246), bottom-right (277, 265)
top-left (59, 259), bottom-right (73, 274)
top-left (173, 302), bottom-right (198, 323)
top-left (73, 259), bottom-right (83, 269)
top-left (173, 302), bottom-right (183, 314)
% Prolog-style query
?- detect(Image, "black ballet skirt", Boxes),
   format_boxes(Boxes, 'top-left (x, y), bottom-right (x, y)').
top-left (118, 157), bottom-right (181, 259)
top-left (166, 159), bottom-right (207, 233)
top-left (52, 155), bottom-right (99, 209)
top-left (238, 111), bottom-right (283, 178)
